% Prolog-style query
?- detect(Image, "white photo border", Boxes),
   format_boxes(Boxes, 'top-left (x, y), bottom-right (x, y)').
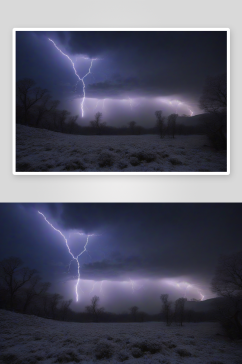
top-left (12, 28), bottom-right (230, 176)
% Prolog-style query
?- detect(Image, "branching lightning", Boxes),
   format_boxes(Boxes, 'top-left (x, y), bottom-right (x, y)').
top-left (38, 211), bottom-right (94, 302)
top-left (48, 38), bottom-right (98, 117)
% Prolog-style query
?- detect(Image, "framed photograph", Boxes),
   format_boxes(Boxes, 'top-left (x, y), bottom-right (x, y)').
top-left (13, 29), bottom-right (229, 175)
top-left (1, 203), bottom-right (242, 362)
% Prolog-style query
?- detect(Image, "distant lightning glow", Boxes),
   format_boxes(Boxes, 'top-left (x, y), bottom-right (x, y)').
top-left (161, 98), bottom-right (194, 116)
top-left (163, 279), bottom-right (205, 301)
top-left (48, 38), bottom-right (97, 117)
top-left (38, 211), bottom-right (94, 302)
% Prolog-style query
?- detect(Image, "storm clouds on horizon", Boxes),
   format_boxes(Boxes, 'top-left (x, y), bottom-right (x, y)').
top-left (16, 30), bottom-right (227, 126)
top-left (0, 203), bottom-right (240, 313)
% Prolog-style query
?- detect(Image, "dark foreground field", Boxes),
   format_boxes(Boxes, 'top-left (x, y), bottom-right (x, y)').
top-left (1, 310), bottom-right (241, 363)
top-left (16, 125), bottom-right (227, 173)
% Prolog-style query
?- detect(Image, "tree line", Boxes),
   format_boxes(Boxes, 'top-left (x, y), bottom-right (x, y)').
top-left (16, 73), bottom-right (227, 149)
top-left (0, 257), bottom-right (72, 321)
top-left (1, 249), bottom-right (240, 338)
top-left (16, 78), bottom-right (205, 137)
top-left (0, 256), bottom-right (214, 324)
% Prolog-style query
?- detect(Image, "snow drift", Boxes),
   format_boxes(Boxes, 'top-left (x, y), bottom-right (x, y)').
top-left (1, 309), bottom-right (241, 363)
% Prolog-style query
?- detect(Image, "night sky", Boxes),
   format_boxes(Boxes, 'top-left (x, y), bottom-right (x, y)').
top-left (0, 203), bottom-right (240, 313)
top-left (16, 31), bottom-right (227, 126)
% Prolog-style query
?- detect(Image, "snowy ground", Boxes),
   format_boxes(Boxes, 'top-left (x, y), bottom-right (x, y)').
top-left (1, 310), bottom-right (241, 364)
top-left (15, 125), bottom-right (227, 173)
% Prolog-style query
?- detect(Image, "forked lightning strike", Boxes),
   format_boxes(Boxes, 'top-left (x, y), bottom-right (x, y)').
top-left (48, 38), bottom-right (97, 117)
top-left (38, 211), bottom-right (94, 302)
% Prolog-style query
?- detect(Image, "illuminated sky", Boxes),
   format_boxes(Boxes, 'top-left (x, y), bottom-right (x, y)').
top-left (0, 204), bottom-right (240, 313)
top-left (16, 31), bottom-right (227, 126)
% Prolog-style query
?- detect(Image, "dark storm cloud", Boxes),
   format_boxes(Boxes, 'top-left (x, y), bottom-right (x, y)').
top-left (81, 255), bottom-right (142, 280)
top-left (53, 203), bottom-right (181, 234)
top-left (0, 204), bottom-right (241, 309)
top-left (28, 203), bottom-right (241, 282)
top-left (18, 30), bottom-right (227, 103)
top-left (88, 76), bottom-right (140, 97)
top-left (58, 30), bottom-right (227, 97)
top-left (2, 204), bottom-right (241, 285)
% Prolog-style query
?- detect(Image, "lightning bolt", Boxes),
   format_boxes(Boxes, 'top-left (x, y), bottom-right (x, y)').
top-left (95, 100), bottom-right (101, 110)
top-left (38, 211), bottom-right (94, 302)
top-left (188, 108), bottom-right (194, 116)
top-left (199, 292), bottom-right (205, 301)
top-left (102, 99), bottom-right (106, 111)
top-left (89, 282), bottom-right (97, 293)
top-left (129, 278), bottom-right (135, 293)
top-left (128, 98), bottom-right (133, 110)
top-left (48, 38), bottom-right (98, 118)
top-left (100, 280), bottom-right (104, 294)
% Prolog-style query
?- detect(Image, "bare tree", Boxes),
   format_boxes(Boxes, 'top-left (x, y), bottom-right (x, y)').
top-left (129, 305), bottom-right (139, 322)
top-left (167, 114), bottom-right (178, 138)
top-left (175, 297), bottom-right (187, 326)
top-left (90, 112), bottom-right (106, 134)
top-left (128, 121), bottom-right (136, 135)
top-left (138, 311), bottom-right (147, 322)
top-left (199, 73), bottom-right (226, 113)
top-left (160, 294), bottom-right (173, 326)
top-left (211, 251), bottom-right (242, 338)
top-left (22, 278), bottom-right (51, 313)
top-left (16, 78), bottom-right (49, 125)
top-left (41, 293), bottom-right (52, 318)
top-left (85, 295), bottom-right (104, 322)
top-left (155, 110), bottom-right (166, 138)
top-left (67, 115), bottom-right (79, 134)
top-left (59, 110), bottom-right (71, 133)
top-left (199, 73), bottom-right (227, 149)
top-left (0, 257), bottom-right (37, 310)
top-left (35, 96), bottom-right (60, 127)
top-left (60, 299), bottom-right (72, 321)
top-left (49, 293), bottom-right (63, 319)
top-left (90, 112), bottom-right (102, 128)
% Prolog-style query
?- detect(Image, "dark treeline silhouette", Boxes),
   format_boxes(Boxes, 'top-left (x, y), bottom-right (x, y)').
top-left (199, 73), bottom-right (227, 150)
top-left (16, 78), bottom-right (206, 137)
top-left (16, 78), bottom-right (79, 135)
top-left (0, 256), bottom-right (217, 326)
top-left (3, 253), bottom-right (240, 338)
top-left (211, 251), bottom-right (242, 339)
top-left (0, 257), bottom-right (72, 320)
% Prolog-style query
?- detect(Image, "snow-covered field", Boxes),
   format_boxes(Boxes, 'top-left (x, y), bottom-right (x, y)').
top-left (1, 310), bottom-right (241, 364)
top-left (16, 125), bottom-right (227, 173)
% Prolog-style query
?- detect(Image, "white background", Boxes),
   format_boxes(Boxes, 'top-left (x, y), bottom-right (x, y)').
top-left (1, 0), bottom-right (241, 202)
